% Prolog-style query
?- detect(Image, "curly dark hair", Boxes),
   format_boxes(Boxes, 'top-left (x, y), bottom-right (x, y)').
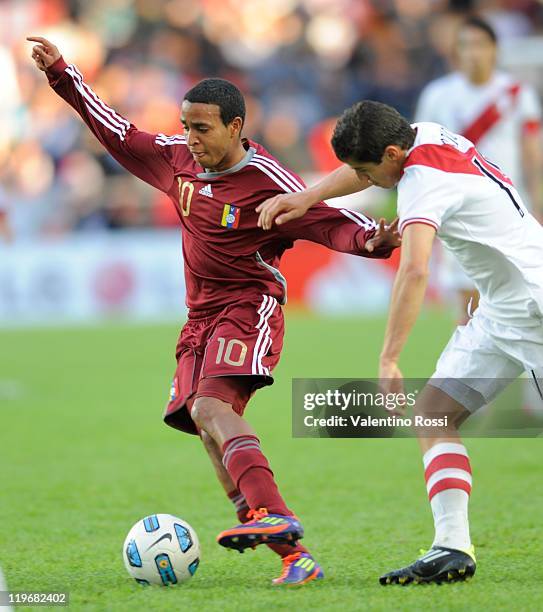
top-left (184, 78), bottom-right (246, 127)
top-left (331, 100), bottom-right (416, 163)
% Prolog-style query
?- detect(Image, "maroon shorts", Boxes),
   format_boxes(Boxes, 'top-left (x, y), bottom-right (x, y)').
top-left (163, 295), bottom-right (284, 435)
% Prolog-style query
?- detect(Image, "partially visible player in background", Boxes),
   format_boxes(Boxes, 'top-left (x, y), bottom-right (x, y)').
top-left (28, 36), bottom-right (399, 587)
top-left (0, 190), bottom-right (12, 244)
top-left (0, 566), bottom-right (13, 611)
top-left (415, 16), bottom-right (543, 321)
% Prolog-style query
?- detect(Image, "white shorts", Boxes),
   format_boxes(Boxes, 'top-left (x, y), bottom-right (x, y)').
top-left (429, 310), bottom-right (543, 412)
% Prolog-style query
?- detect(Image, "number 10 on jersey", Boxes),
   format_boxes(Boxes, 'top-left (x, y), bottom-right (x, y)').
top-left (177, 178), bottom-right (193, 217)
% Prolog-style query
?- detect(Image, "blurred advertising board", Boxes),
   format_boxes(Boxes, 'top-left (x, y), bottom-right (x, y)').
top-left (0, 231), bottom-right (396, 326)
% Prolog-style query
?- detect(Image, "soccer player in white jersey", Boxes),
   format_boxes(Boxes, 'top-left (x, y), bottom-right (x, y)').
top-left (416, 16), bottom-right (543, 319)
top-left (0, 192), bottom-right (11, 243)
top-left (257, 100), bottom-right (543, 584)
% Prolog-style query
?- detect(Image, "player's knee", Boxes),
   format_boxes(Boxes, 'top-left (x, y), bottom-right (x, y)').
top-left (191, 397), bottom-right (229, 431)
top-left (413, 385), bottom-right (469, 425)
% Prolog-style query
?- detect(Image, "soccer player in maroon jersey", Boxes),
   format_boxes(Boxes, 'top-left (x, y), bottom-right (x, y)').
top-left (28, 36), bottom-right (400, 585)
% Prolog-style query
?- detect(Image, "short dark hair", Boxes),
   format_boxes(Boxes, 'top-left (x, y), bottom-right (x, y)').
top-left (184, 78), bottom-right (246, 127)
top-left (331, 100), bottom-right (416, 164)
top-left (460, 16), bottom-right (497, 44)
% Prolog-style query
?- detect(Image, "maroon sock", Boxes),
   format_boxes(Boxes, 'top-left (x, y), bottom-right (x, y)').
top-left (222, 435), bottom-right (292, 516)
top-left (227, 487), bottom-right (308, 557)
top-left (227, 488), bottom-right (250, 523)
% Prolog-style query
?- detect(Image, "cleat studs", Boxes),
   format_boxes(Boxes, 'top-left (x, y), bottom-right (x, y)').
top-left (398, 577), bottom-right (408, 585)
top-left (448, 572), bottom-right (454, 581)
top-left (232, 537), bottom-right (239, 543)
top-left (386, 577), bottom-right (392, 585)
top-left (459, 568), bottom-right (466, 575)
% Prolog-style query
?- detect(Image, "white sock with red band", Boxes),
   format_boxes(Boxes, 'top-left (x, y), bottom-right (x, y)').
top-left (423, 442), bottom-right (472, 551)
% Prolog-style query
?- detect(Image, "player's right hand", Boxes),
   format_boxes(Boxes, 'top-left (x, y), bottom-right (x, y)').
top-left (27, 36), bottom-right (61, 71)
top-left (256, 192), bottom-right (314, 230)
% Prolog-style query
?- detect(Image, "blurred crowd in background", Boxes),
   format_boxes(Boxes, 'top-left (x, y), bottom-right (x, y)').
top-left (2, 0), bottom-right (543, 238)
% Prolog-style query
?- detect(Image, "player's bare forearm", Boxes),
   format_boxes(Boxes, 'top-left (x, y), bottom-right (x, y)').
top-left (380, 223), bottom-right (434, 366)
top-left (380, 265), bottom-right (429, 365)
top-left (308, 164), bottom-right (373, 201)
top-left (257, 164), bottom-right (372, 230)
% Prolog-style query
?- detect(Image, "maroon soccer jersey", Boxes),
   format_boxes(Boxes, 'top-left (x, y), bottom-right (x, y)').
top-left (46, 58), bottom-right (392, 311)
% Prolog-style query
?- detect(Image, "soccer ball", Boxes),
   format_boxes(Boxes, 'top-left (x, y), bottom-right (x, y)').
top-left (123, 514), bottom-right (200, 586)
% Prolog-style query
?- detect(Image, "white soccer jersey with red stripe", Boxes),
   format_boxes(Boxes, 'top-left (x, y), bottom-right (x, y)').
top-left (415, 71), bottom-right (541, 199)
top-left (398, 122), bottom-right (543, 326)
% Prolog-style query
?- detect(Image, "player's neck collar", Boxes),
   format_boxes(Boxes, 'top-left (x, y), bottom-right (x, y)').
top-left (197, 146), bottom-right (257, 179)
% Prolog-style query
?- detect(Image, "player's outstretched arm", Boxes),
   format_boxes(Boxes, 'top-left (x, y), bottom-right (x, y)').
top-left (256, 164), bottom-right (373, 230)
top-left (379, 223), bottom-right (435, 393)
top-left (27, 36), bottom-right (175, 193)
top-left (275, 200), bottom-right (399, 259)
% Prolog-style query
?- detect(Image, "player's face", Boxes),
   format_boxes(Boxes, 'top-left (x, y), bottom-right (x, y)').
top-left (345, 146), bottom-right (405, 189)
top-left (181, 101), bottom-right (242, 171)
top-left (456, 26), bottom-right (496, 82)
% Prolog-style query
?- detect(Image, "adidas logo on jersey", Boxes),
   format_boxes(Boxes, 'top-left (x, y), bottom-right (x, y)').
top-left (199, 184), bottom-right (213, 197)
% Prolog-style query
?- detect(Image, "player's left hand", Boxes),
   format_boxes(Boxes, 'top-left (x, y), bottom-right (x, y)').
top-left (365, 218), bottom-right (401, 253)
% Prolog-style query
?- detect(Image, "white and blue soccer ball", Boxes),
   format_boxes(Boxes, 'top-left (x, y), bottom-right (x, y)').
top-left (123, 514), bottom-right (200, 586)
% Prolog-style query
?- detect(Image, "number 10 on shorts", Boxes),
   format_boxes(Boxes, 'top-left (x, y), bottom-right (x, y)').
top-left (215, 337), bottom-right (248, 367)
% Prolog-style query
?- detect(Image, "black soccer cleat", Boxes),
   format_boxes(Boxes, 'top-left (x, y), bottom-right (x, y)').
top-left (380, 546), bottom-right (476, 585)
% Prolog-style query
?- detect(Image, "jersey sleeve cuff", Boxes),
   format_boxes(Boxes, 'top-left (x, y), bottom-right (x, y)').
top-left (46, 56), bottom-right (69, 84)
top-left (399, 217), bottom-right (439, 236)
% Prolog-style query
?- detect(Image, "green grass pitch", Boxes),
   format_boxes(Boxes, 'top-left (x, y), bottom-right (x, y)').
top-left (1, 310), bottom-right (542, 610)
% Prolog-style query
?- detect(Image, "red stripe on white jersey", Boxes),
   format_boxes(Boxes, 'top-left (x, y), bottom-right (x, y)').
top-left (404, 143), bottom-right (513, 187)
top-left (462, 83), bottom-right (520, 145)
top-left (404, 144), bottom-right (481, 176)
